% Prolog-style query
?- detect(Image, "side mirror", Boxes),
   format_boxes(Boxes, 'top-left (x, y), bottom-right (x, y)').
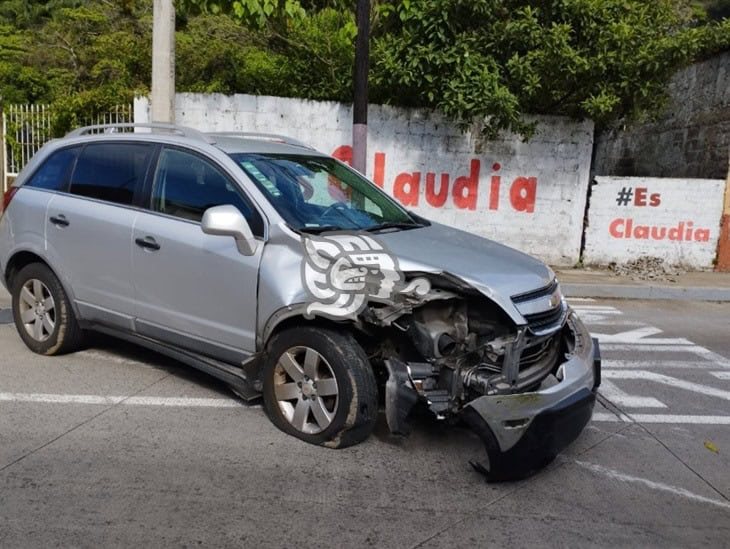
top-left (201, 205), bottom-right (258, 256)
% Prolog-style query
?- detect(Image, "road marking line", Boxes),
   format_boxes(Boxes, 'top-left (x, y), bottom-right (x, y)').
top-left (603, 370), bottom-right (730, 401)
top-left (593, 413), bottom-right (730, 424)
top-left (711, 372), bottom-right (730, 380)
top-left (592, 412), bottom-right (621, 422)
top-left (574, 460), bottom-right (730, 511)
top-left (584, 319), bottom-right (648, 327)
top-left (0, 392), bottom-right (243, 408)
top-left (572, 306), bottom-right (620, 312)
top-left (603, 359), bottom-right (719, 370)
top-left (599, 380), bottom-right (667, 408)
top-left (577, 314), bottom-right (626, 324)
top-left (77, 350), bottom-right (154, 367)
top-left (629, 414), bottom-right (730, 424)
top-left (600, 345), bottom-right (730, 369)
top-left (594, 326), bottom-right (692, 345)
top-left (567, 298), bottom-right (596, 303)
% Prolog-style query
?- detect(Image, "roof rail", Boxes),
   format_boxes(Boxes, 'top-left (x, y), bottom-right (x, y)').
top-left (208, 132), bottom-right (314, 150)
top-left (66, 123), bottom-right (215, 144)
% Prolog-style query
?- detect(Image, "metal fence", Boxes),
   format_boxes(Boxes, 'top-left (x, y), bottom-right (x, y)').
top-left (2, 104), bottom-right (134, 192)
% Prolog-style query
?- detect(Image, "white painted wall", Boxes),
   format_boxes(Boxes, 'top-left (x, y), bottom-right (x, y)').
top-left (135, 93), bottom-right (594, 265)
top-left (583, 176), bottom-right (725, 269)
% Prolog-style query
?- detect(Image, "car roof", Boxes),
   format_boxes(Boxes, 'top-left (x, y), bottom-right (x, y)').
top-left (208, 134), bottom-right (327, 157)
top-left (61, 124), bottom-right (328, 158)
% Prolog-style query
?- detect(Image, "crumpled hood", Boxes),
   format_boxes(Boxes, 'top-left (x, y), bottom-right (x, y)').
top-left (377, 222), bottom-right (554, 316)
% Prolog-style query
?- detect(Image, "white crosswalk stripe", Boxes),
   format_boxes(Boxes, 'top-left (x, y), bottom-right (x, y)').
top-left (579, 302), bottom-right (730, 426)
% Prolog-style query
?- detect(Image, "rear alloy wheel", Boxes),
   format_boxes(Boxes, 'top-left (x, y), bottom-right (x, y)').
top-left (11, 262), bottom-right (84, 355)
top-left (262, 326), bottom-right (378, 448)
top-left (18, 279), bottom-right (56, 342)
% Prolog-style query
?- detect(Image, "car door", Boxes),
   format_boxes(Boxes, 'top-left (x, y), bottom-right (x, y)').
top-left (131, 146), bottom-right (266, 362)
top-left (45, 141), bottom-right (154, 329)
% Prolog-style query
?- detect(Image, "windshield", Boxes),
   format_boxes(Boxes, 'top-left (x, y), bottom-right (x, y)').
top-left (229, 153), bottom-right (422, 233)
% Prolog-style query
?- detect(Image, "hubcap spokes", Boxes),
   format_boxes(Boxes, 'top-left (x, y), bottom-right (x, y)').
top-left (19, 279), bottom-right (56, 342)
top-left (274, 346), bottom-right (339, 435)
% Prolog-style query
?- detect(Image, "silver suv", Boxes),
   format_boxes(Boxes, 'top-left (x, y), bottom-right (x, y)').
top-left (0, 123), bottom-right (600, 480)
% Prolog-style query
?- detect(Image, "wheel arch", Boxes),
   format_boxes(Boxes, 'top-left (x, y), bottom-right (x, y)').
top-left (260, 305), bottom-right (362, 351)
top-left (4, 250), bottom-right (81, 318)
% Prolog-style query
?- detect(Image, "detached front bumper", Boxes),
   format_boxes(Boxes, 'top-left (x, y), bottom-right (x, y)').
top-left (463, 311), bottom-right (601, 481)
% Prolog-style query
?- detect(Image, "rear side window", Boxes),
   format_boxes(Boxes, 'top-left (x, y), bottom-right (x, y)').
top-left (25, 147), bottom-right (79, 191)
top-left (151, 147), bottom-right (264, 236)
top-left (69, 143), bottom-right (153, 206)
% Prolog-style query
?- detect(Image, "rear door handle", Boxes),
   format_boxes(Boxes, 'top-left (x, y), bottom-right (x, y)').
top-left (49, 215), bottom-right (69, 227)
top-left (135, 236), bottom-right (161, 251)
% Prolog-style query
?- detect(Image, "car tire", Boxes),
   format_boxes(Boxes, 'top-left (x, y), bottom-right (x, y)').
top-left (262, 326), bottom-right (378, 449)
top-left (11, 262), bottom-right (84, 355)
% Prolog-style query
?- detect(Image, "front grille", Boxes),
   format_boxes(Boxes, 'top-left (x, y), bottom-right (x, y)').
top-left (519, 335), bottom-right (558, 369)
top-left (524, 304), bottom-right (564, 332)
top-left (463, 331), bottom-right (563, 395)
top-left (511, 279), bottom-right (558, 304)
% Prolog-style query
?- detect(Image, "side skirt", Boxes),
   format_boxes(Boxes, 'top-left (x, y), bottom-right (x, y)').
top-left (89, 324), bottom-right (262, 401)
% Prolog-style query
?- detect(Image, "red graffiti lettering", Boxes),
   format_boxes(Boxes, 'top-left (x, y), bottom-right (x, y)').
top-left (425, 173), bottom-right (449, 207)
top-left (332, 145), bottom-right (352, 166)
top-left (489, 163), bottom-right (501, 211)
top-left (373, 152), bottom-right (385, 188)
top-left (509, 177), bottom-right (537, 213)
top-left (609, 218), bottom-right (624, 238)
top-left (609, 218), bottom-right (710, 242)
top-left (634, 187), bottom-right (647, 206)
top-left (452, 160), bottom-right (480, 211)
top-left (327, 147), bottom-right (539, 214)
top-left (634, 187), bottom-right (662, 207)
top-left (394, 172), bottom-right (420, 206)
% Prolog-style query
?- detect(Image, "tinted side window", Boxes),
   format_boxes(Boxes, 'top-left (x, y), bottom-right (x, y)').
top-left (151, 148), bottom-right (264, 236)
top-left (26, 147), bottom-right (79, 191)
top-left (69, 143), bottom-right (152, 205)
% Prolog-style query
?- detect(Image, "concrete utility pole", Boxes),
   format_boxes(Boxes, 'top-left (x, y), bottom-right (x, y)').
top-left (0, 105), bottom-right (6, 193)
top-left (151, 0), bottom-right (175, 123)
top-left (352, 0), bottom-right (370, 174)
top-left (718, 148), bottom-right (730, 271)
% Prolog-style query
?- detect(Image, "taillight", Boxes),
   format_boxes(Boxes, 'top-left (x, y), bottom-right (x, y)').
top-left (1, 187), bottom-right (19, 217)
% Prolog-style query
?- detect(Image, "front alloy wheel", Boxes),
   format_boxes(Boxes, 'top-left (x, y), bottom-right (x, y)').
top-left (273, 346), bottom-right (339, 434)
top-left (262, 326), bottom-right (378, 449)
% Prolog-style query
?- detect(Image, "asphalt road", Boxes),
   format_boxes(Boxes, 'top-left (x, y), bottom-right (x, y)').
top-left (1, 294), bottom-right (729, 548)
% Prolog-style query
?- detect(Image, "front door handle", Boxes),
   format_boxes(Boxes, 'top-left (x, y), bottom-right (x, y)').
top-left (49, 215), bottom-right (69, 227)
top-left (135, 236), bottom-right (161, 251)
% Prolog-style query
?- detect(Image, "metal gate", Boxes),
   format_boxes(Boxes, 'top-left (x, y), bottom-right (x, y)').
top-left (2, 104), bottom-right (133, 192)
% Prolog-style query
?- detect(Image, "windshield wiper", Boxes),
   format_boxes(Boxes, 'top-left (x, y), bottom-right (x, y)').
top-left (365, 221), bottom-right (424, 233)
top-left (297, 225), bottom-right (343, 234)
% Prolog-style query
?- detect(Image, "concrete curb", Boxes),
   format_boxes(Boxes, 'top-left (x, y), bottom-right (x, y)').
top-left (562, 283), bottom-right (730, 302)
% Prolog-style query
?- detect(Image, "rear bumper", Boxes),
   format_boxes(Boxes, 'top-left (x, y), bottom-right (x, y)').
top-left (463, 311), bottom-right (600, 481)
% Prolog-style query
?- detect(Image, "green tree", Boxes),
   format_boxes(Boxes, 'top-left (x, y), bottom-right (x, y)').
top-left (370, 0), bottom-right (730, 138)
top-left (176, 0), bottom-right (306, 28)
top-left (696, 0), bottom-right (730, 20)
top-left (2, 0), bottom-right (728, 139)
top-left (175, 8), bottom-right (356, 100)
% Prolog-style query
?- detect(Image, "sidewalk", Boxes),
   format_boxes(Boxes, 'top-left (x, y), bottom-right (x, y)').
top-left (555, 267), bottom-right (730, 302)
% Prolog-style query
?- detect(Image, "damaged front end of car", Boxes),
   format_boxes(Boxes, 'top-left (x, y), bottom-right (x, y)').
top-left (357, 274), bottom-right (602, 482)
